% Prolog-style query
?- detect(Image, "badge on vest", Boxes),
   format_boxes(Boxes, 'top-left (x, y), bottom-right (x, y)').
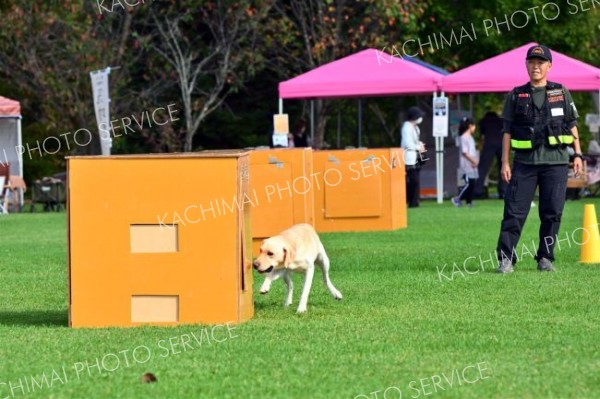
top-left (548, 95), bottom-right (564, 103)
top-left (517, 93), bottom-right (530, 98)
top-left (547, 89), bottom-right (563, 96)
top-left (551, 107), bottom-right (564, 117)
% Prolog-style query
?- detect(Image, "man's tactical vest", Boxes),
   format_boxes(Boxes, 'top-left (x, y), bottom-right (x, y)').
top-left (510, 81), bottom-right (573, 150)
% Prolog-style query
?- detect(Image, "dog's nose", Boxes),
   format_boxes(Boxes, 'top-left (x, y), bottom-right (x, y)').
top-left (252, 261), bottom-right (259, 269)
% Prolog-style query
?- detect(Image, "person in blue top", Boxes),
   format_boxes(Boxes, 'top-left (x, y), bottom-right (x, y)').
top-left (495, 44), bottom-right (583, 273)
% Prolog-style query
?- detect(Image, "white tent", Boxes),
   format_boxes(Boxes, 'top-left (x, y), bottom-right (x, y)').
top-left (0, 95), bottom-right (24, 205)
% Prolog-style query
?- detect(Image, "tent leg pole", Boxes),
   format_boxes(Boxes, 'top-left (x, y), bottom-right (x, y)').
top-left (398, 97), bottom-right (402, 145)
top-left (337, 107), bottom-right (341, 149)
top-left (440, 91), bottom-right (445, 204)
top-left (310, 100), bottom-right (315, 148)
top-left (278, 98), bottom-right (283, 114)
top-left (17, 117), bottom-right (23, 209)
top-left (358, 99), bottom-right (362, 147)
top-left (469, 93), bottom-right (474, 116)
top-left (435, 137), bottom-right (444, 204)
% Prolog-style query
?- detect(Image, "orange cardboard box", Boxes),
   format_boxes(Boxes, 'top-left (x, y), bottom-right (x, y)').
top-left (249, 148), bottom-right (314, 255)
top-left (67, 151), bottom-right (253, 328)
top-left (312, 148), bottom-right (407, 232)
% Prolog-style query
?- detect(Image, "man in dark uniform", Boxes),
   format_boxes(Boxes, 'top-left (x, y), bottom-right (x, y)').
top-left (474, 111), bottom-right (506, 198)
top-left (496, 44), bottom-right (583, 273)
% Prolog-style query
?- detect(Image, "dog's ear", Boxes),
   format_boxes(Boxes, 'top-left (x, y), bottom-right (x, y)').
top-left (283, 244), bottom-right (296, 268)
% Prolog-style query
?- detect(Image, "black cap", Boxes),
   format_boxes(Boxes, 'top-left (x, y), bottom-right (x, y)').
top-left (407, 106), bottom-right (424, 121)
top-left (526, 45), bottom-right (552, 62)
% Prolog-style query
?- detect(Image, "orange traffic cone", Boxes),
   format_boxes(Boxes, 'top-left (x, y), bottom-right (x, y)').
top-left (580, 204), bottom-right (600, 263)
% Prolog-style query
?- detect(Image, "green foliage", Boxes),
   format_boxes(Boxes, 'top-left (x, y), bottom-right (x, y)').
top-left (420, 0), bottom-right (600, 70)
top-left (20, 122), bottom-right (65, 183)
top-left (0, 0), bottom-right (598, 173)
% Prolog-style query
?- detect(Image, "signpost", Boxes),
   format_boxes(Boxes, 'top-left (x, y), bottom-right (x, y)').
top-left (432, 94), bottom-right (449, 204)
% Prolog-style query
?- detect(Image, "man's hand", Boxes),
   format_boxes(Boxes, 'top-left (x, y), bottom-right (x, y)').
top-left (501, 161), bottom-right (511, 183)
top-left (573, 157), bottom-right (583, 176)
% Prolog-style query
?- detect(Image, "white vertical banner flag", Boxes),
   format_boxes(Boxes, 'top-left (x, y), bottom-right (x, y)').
top-left (90, 68), bottom-right (111, 155)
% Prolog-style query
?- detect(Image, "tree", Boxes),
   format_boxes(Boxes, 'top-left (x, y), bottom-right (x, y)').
top-left (267, 0), bottom-right (426, 148)
top-left (151, 0), bottom-right (272, 152)
top-left (419, 0), bottom-right (600, 70)
top-left (0, 1), bottom-right (146, 159)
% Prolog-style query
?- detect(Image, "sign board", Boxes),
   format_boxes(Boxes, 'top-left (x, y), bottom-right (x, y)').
top-left (273, 114), bottom-right (289, 134)
top-left (272, 134), bottom-right (288, 147)
top-left (586, 113), bottom-right (599, 134)
top-left (433, 96), bottom-right (449, 137)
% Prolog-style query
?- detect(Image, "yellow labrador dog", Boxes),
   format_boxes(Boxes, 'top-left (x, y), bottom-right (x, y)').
top-left (252, 223), bottom-right (342, 313)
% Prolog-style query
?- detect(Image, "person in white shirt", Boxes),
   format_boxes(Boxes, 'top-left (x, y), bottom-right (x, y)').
top-left (453, 117), bottom-right (479, 208)
top-left (401, 106), bottom-right (426, 208)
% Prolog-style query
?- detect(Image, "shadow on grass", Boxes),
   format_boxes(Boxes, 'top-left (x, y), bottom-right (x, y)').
top-left (0, 310), bottom-right (68, 327)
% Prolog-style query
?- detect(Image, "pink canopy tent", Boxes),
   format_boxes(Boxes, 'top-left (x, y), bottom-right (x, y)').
top-left (279, 48), bottom-right (443, 100)
top-left (0, 96), bottom-right (21, 116)
top-left (441, 42), bottom-right (600, 93)
top-left (277, 49), bottom-right (445, 146)
top-left (439, 43), bottom-right (600, 204)
top-left (277, 48), bottom-right (448, 200)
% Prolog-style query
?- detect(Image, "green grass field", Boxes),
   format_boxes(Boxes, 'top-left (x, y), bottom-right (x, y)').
top-left (1, 199), bottom-right (600, 399)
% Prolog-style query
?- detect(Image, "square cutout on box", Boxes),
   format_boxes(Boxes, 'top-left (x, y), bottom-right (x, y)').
top-left (130, 224), bottom-right (178, 253)
top-left (131, 295), bottom-right (179, 323)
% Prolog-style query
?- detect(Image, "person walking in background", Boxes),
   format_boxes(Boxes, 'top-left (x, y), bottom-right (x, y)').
top-left (401, 106), bottom-right (426, 208)
top-left (496, 44), bottom-right (582, 274)
top-left (475, 111), bottom-right (506, 199)
top-left (452, 117), bottom-right (479, 208)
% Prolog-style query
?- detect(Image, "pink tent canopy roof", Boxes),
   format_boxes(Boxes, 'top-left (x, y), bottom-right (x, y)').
top-left (0, 96), bottom-right (21, 117)
top-left (441, 42), bottom-right (600, 93)
top-left (278, 49), bottom-right (443, 99)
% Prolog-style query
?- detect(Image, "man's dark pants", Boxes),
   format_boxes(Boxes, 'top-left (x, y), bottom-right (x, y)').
top-left (496, 162), bottom-right (568, 264)
top-left (475, 144), bottom-right (506, 198)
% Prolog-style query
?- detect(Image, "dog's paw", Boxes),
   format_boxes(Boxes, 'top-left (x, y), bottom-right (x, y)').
top-left (296, 306), bottom-right (307, 314)
top-left (259, 289), bottom-right (269, 295)
top-left (332, 290), bottom-right (343, 300)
